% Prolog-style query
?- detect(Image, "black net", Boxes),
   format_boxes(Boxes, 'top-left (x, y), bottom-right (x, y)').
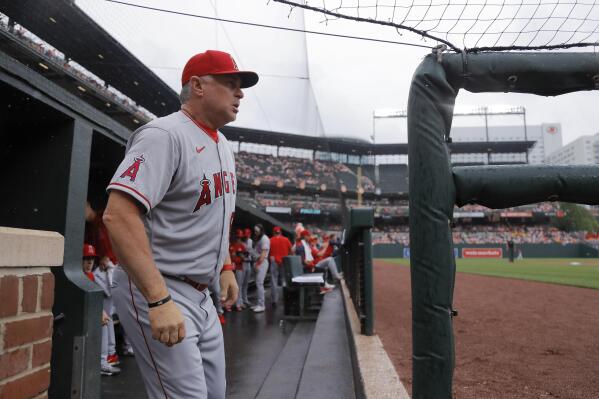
top-left (274, 0), bottom-right (599, 52)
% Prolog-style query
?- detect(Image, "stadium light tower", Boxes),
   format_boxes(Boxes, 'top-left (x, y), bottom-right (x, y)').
top-left (374, 105), bottom-right (529, 164)
top-left (372, 110), bottom-right (381, 191)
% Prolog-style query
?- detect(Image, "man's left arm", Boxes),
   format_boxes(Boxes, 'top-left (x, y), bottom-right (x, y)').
top-left (220, 253), bottom-right (238, 307)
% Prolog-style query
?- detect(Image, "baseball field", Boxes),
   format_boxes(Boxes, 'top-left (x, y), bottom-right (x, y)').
top-left (374, 258), bottom-right (599, 398)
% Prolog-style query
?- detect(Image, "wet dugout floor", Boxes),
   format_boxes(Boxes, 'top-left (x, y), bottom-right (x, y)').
top-left (102, 289), bottom-right (292, 399)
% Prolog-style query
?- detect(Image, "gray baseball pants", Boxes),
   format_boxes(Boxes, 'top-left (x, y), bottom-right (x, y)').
top-left (235, 263), bottom-right (251, 307)
top-left (254, 260), bottom-right (269, 307)
top-left (315, 257), bottom-right (342, 280)
top-left (113, 268), bottom-right (225, 399)
top-left (269, 257), bottom-right (281, 304)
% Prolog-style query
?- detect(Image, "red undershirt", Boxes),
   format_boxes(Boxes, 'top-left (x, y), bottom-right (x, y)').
top-left (181, 109), bottom-right (219, 143)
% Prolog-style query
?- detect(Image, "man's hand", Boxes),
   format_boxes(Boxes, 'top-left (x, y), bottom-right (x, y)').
top-left (220, 270), bottom-right (239, 308)
top-left (102, 310), bottom-right (111, 326)
top-left (148, 300), bottom-right (186, 347)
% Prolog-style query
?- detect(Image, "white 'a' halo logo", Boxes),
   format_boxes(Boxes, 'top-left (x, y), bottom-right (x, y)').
top-left (230, 56), bottom-right (239, 70)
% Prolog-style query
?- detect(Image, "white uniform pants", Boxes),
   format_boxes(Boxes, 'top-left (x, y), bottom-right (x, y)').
top-left (254, 260), bottom-right (269, 307)
top-left (315, 257), bottom-right (342, 280)
top-left (269, 257), bottom-right (281, 304)
top-left (100, 297), bottom-right (116, 365)
top-left (113, 268), bottom-right (225, 399)
top-left (235, 263), bottom-right (251, 307)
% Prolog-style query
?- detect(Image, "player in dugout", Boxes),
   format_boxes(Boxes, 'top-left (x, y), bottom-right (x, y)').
top-left (103, 50), bottom-right (257, 399)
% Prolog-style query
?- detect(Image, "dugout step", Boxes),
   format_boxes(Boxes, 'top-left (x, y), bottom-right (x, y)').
top-left (295, 288), bottom-right (355, 399)
top-left (255, 322), bottom-right (315, 399)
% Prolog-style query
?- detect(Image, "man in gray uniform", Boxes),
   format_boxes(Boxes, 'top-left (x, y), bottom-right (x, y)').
top-left (104, 50), bottom-right (258, 399)
top-left (251, 224), bottom-right (270, 313)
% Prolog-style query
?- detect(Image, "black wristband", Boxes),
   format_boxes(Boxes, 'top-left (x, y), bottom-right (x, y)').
top-left (148, 294), bottom-right (171, 308)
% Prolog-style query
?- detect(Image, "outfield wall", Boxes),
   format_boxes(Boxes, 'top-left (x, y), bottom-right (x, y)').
top-left (373, 243), bottom-right (598, 259)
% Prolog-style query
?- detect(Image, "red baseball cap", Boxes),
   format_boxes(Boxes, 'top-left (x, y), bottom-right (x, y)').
top-left (83, 244), bottom-right (97, 258)
top-left (300, 230), bottom-right (311, 238)
top-left (181, 50), bottom-right (258, 89)
top-left (273, 226), bottom-right (282, 233)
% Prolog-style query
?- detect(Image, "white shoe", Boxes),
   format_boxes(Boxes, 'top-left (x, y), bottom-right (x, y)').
top-left (252, 305), bottom-right (265, 313)
top-left (324, 282), bottom-right (335, 289)
top-left (122, 346), bottom-right (134, 356)
top-left (101, 364), bottom-right (121, 376)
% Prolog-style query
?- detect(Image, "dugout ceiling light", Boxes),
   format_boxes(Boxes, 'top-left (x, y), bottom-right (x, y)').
top-left (77, 86), bottom-right (86, 92)
top-left (48, 17), bottom-right (57, 24)
top-left (38, 62), bottom-right (48, 70)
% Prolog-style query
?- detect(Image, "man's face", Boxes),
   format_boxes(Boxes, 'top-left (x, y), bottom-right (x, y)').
top-left (82, 257), bottom-right (94, 273)
top-left (198, 74), bottom-right (243, 127)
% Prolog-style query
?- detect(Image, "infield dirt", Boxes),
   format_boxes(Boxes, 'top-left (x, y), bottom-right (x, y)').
top-left (374, 260), bottom-right (599, 398)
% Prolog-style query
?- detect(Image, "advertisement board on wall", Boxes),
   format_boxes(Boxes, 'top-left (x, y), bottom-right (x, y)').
top-left (265, 206), bottom-right (291, 214)
top-left (462, 248), bottom-right (503, 258)
top-left (500, 211), bottom-right (532, 218)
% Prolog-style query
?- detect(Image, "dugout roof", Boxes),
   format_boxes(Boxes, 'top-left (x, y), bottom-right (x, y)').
top-left (221, 125), bottom-right (535, 156)
top-left (0, 0), bottom-right (180, 117)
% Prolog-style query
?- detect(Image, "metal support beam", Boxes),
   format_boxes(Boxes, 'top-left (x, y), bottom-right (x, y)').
top-left (49, 119), bottom-right (104, 399)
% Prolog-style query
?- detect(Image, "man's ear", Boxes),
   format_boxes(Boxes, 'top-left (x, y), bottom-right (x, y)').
top-left (190, 76), bottom-right (205, 97)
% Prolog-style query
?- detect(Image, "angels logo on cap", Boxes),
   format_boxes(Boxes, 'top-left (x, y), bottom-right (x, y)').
top-left (229, 55), bottom-right (239, 70)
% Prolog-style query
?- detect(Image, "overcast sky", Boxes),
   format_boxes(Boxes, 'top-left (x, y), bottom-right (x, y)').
top-left (76, 0), bottom-right (599, 147)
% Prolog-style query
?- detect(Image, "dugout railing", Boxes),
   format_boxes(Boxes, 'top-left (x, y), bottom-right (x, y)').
top-left (340, 207), bottom-right (375, 336)
top-left (408, 49), bottom-right (599, 399)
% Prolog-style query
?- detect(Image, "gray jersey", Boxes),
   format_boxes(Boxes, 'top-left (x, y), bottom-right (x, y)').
top-left (108, 111), bottom-right (236, 284)
top-left (254, 235), bottom-right (270, 268)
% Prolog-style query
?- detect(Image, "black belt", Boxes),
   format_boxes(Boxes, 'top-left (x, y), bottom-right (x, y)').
top-left (163, 274), bottom-right (208, 292)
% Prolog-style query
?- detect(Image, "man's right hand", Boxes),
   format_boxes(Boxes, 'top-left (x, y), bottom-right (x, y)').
top-left (148, 300), bottom-right (186, 347)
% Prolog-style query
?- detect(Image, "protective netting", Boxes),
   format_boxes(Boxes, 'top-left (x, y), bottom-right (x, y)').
top-left (273, 0), bottom-right (599, 52)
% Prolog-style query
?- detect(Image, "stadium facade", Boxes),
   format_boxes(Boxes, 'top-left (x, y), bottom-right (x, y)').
top-left (451, 123), bottom-right (563, 164)
top-left (545, 132), bottom-right (599, 165)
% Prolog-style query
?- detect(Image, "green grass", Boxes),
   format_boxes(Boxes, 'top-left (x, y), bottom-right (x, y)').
top-left (380, 258), bottom-right (599, 290)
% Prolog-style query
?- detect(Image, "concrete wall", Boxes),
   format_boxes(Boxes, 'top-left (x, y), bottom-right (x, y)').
top-left (0, 227), bottom-right (64, 399)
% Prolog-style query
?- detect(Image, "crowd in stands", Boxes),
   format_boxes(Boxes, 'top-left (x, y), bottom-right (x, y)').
top-left (254, 192), bottom-right (340, 212)
top-left (302, 224), bottom-right (343, 239)
top-left (457, 202), bottom-right (562, 214)
top-left (347, 198), bottom-right (409, 217)
top-left (235, 152), bottom-right (375, 192)
top-left (372, 226), bottom-right (410, 245)
top-left (0, 16), bottom-right (153, 122)
top-left (452, 225), bottom-right (581, 244)
top-left (371, 224), bottom-right (585, 245)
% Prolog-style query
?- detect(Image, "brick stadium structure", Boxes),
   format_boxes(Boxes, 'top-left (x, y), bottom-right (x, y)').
top-left (0, 228), bottom-right (63, 399)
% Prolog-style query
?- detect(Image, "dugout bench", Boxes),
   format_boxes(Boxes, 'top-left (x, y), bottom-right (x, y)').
top-left (281, 255), bottom-right (324, 324)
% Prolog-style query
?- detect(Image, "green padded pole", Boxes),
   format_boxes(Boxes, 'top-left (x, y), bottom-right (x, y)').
top-left (407, 51), bottom-right (598, 399)
top-left (454, 165), bottom-right (599, 208)
top-left (442, 52), bottom-right (599, 95)
top-left (408, 54), bottom-right (458, 399)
